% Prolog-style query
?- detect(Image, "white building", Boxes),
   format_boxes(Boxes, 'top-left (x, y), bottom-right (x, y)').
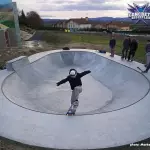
top-left (66, 17), bottom-right (92, 29)
top-left (54, 17), bottom-right (131, 31)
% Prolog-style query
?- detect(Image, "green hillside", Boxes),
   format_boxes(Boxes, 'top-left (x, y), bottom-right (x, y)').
top-left (1, 20), bottom-right (15, 28)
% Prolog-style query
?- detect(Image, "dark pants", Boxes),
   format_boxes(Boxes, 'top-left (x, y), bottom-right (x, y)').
top-left (122, 47), bottom-right (129, 59)
top-left (110, 46), bottom-right (115, 57)
top-left (128, 50), bottom-right (136, 61)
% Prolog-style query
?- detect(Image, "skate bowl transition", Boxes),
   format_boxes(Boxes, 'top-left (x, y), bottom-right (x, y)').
top-left (0, 49), bottom-right (150, 149)
top-left (2, 50), bottom-right (150, 115)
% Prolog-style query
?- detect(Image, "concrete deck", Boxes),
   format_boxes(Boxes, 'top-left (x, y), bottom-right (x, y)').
top-left (0, 49), bottom-right (150, 149)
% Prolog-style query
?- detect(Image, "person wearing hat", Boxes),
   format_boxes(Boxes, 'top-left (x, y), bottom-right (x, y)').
top-left (145, 40), bottom-right (150, 67)
top-left (56, 69), bottom-right (91, 105)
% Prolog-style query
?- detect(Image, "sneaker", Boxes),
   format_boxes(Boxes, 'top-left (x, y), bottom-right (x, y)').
top-left (73, 100), bottom-right (79, 107)
top-left (68, 110), bottom-right (72, 113)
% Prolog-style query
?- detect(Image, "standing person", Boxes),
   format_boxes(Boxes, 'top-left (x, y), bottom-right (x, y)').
top-left (128, 38), bottom-right (138, 61)
top-left (145, 40), bottom-right (150, 67)
top-left (109, 36), bottom-right (116, 57)
top-left (121, 36), bottom-right (131, 59)
top-left (56, 69), bottom-right (91, 114)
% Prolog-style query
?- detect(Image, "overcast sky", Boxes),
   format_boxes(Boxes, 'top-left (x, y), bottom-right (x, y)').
top-left (11, 0), bottom-right (149, 19)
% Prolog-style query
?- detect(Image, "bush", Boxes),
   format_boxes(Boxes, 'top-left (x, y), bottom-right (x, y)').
top-left (0, 63), bottom-right (5, 70)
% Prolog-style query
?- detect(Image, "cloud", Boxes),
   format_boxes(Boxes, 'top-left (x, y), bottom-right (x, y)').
top-left (12, 0), bottom-right (149, 19)
top-left (60, 4), bottom-right (124, 11)
top-left (132, 0), bottom-right (149, 3)
top-left (52, 0), bottom-right (76, 4)
top-left (40, 14), bottom-right (55, 18)
top-left (36, 0), bottom-right (48, 3)
top-left (39, 10), bottom-right (128, 19)
top-left (39, 0), bottom-right (126, 11)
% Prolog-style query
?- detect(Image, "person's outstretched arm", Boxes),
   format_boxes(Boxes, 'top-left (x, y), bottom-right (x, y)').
top-left (56, 77), bottom-right (68, 86)
top-left (79, 70), bottom-right (91, 78)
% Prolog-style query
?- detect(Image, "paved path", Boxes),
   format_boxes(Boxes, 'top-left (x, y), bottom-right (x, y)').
top-left (0, 49), bottom-right (150, 149)
top-left (25, 31), bottom-right (43, 41)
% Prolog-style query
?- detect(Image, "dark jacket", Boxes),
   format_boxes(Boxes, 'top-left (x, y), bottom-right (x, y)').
top-left (57, 70), bottom-right (91, 90)
top-left (109, 39), bottom-right (116, 48)
top-left (130, 40), bottom-right (138, 51)
top-left (123, 38), bottom-right (131, 49)
top-left (145, 43), bottom-right (150, 53)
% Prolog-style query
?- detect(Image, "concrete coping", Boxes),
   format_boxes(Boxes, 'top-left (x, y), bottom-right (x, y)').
top-left (1, 49), bottom-right (150, 149)
top-left (6, 56), bottom-right (30, 71)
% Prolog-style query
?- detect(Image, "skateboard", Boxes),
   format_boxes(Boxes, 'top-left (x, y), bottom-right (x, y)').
top-left (66, 100), bottom-right (79, 116)
top-left (137, 67), bottom-right (144, 72)
top-left (137, 67), bottom-right (148, 73)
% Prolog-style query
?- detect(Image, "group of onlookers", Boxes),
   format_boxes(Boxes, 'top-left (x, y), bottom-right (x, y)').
top-left (109, 35), bottom-right (150, 73)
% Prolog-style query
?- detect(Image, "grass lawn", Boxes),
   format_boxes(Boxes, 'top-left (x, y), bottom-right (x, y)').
top-left (0, 31), bottom-right (148, 68)
top-left (41, 31), bottom-right (148, 64)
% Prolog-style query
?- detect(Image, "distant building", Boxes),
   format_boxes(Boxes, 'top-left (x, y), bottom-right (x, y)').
top-left (106, 21), bottom-right (131, 31)
top-left (53, 20), bottom-right (65, 28)
top-left (54, 17), bottom-right (91, 29)
top-left (53, 17), bottom-right (131, 31)
top-left (130, 20), bottom-right (150, 31)
top-left (91, 22), bottom-right (107, 29)
top-left (66, 17), bottom-right (92, 29)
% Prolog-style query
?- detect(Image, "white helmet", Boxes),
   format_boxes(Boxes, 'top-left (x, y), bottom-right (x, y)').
top-left (69, 69), bottom-right (77, 77)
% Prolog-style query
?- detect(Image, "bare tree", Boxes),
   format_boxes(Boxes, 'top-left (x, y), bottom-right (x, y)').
top-left (26, 11), bottom-right (43, 29)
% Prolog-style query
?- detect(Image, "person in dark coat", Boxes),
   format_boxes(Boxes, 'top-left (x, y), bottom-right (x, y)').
top-left (128, 38), bottom-right (138, 61)
top-left (121, 36), bottom-right (131, 59)
top-left (145, 40), bottom-right (150, 67)
top-left (142, 40), bottom-right (150, 73)
top-left (109, 36), bottom-right (116, 57)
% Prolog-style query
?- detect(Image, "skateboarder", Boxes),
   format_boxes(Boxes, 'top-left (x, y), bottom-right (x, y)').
top-left (128, 38), bottom-right (138, 61)
top-left (121, 36), bottom-right (131, 60)
top-left (56, 69), bottom-right (91, 106)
